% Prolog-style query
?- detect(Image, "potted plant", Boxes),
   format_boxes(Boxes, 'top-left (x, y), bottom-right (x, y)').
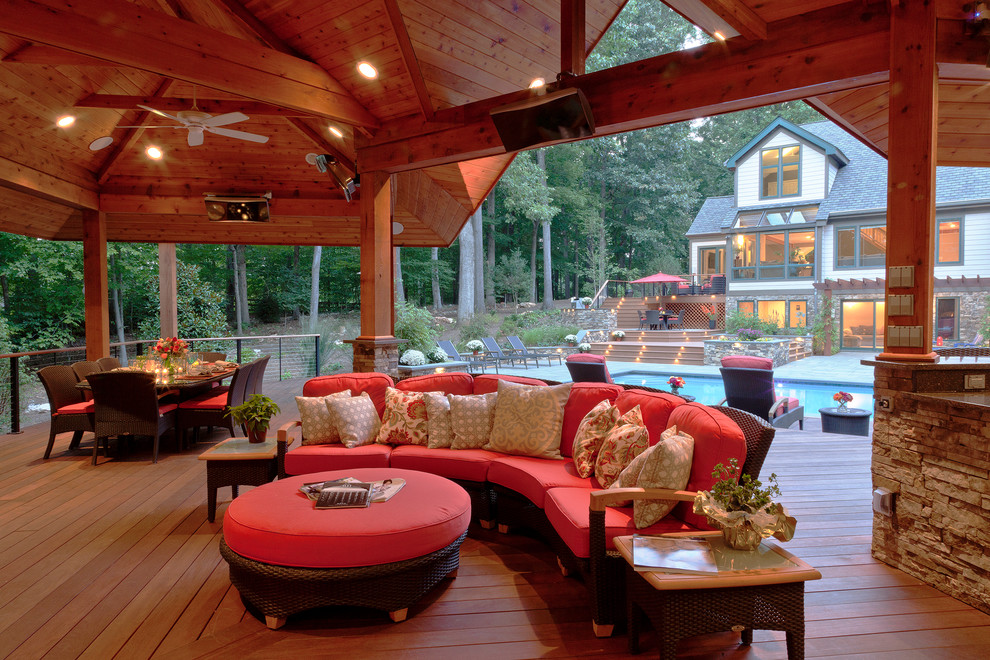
top-left (707, 306), bottom-right (717, 329)
top-left (227, 394), bottom-right (281, 444)
top-left (580, 296), bottom-right (593, 308)
top-left (611, 329), bottom-right (625, 341)
top-left (465, 339), bottom-right (484, 355)
top-left (577, 342), bottom-right (592, 353)
top-left (693, 458), bottom-right (796, 551)
top-left (564, 334), bottom-right (578, 347)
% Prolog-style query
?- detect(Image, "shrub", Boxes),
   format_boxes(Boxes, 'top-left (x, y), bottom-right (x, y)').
top-left (426, 347), bottom-right (448, 363)
top-left (399, 349), bottom-right (426, 366)
top-left (810, 295), bottom-right (840, 355)
top-left (458, 313), bottom-right (498, 348)
top-left (737, 328), bottom-right (762, 341)
top-left (520, 326), bottom-right (576, 346)
top-left (394, 301), bottom-right (439, 353)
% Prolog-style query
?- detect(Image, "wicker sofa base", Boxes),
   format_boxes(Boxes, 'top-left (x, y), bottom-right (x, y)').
top-left (219, 531), bottom-right (467, 629)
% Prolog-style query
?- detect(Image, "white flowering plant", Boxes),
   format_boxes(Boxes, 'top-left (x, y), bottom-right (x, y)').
top-left (465, 339), bottom-right (484, 353)
top-left (564, 334), bottom-right (578, 344)
top-left (580, 296), bottom-right (593, 306)
top-left (577, 342), bottom-right (592, 353)
top-left (426, 347), bottom-right (449, 364)
top-left (399, 349), bottom-right (427, 366)
top-left (612, 330), bottom-right (625, 338)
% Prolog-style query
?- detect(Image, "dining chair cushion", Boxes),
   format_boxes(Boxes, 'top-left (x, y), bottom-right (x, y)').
top-left (158, 402), bottom-right (179, 415)
top-left (449, 392), bottom-right (498, 449)
top-left (593, 405), bottom-right (649, 488)
top-left (485, 380), bottom-right (572, 459)
top-left (58, 400), bottom-right (96, 415)
top-left (571, 399), bottom-right (621, 478)
top-left (376, 387), bottom-right (430, 446)
top-left (326, 392), bottom-right (382, 449)
top-left (423, 392), bottom-right (453, 449)
top-left (178, 391), bottom-right (228, 410)
top-left (296, 390), bottom-right (352, 446)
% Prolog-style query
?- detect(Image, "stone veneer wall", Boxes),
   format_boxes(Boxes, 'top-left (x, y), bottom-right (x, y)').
top-left (703, 338), bottom-right (792, 367)
top-left (871, 361), bottom-right (990, 614)
top-left (560, 309), bottom-right (617, 332)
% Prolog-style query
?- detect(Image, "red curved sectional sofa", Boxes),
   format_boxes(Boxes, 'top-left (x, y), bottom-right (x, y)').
top-left (276, 370), bottom-right (772, 635)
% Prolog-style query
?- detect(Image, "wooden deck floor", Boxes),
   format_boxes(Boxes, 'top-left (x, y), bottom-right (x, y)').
top-left (2, 376), bottom-right (989, 659)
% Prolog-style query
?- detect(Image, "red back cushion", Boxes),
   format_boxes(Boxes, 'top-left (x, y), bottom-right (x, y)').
top-left (302, 373), bottom-right (394, 417)
top-left (667, 403), bottom-right (746, 529)
top-left (559, 383), bottom-right (624, 457)
top-left (613, 389), bottom-right (682, 445)
top-left (473, 374), bottom-right (547, 394)
top-left (566, 353), bottom-right (607, 364)
top-left (395, 372), bottom-right (474, 395)
top-left (720, 355), bottom-right (772, 370)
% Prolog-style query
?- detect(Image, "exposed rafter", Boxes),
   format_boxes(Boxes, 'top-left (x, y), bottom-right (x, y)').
top-left (383, 0), bottom-right (434, 121)
top-left (561, 0), bottom-right (587, 77)
top-left (695, 0), bottom-right (767, 40)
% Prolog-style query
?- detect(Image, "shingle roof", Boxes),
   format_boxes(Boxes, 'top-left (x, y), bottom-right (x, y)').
top-left (686, 119), bottom-right (990, 236)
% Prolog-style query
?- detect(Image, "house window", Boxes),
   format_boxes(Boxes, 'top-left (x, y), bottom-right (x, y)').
top-left (757, 300), bottom-right (786, 328)
top-left (788, 231), bottom-right (815, 277)
top-left (732, 205), bottom-right (817, 228)
top-left (732, 234), bottom-right (756, 279)
top-left (789, 301), bottom-right (807, 328)
top-left (698, 246), bottom-right (724, 275)
top-left (835, 223), bottom-right (886, 268)
top-left (937, 220), bottom-right (961, 264)
top-left (936, 298), bottom-right (958, 341)
top-left (761, 145), bottom-right (800, 199)
top-left (760, 233), bottom-right (785, 278)
top-left (738, 301), bottom-right (755, 316)
top-left (841, 299), bottom-right (886, 350)
top-left (732, 230), bottom-right (815, 280)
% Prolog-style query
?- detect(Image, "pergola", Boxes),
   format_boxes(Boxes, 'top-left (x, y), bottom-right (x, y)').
top-left (0, 0), bottom-right (987, 369)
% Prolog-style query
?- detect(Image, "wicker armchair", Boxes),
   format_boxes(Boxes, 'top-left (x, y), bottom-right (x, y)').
top-left (38, 365), bottom-right (94, 459)
top-left (96, 357), bottom-right (121, 371)
top-left (72, 360), bottom-right (102, 400)
top-left (87, 371), bottom-right (177, 465)
top-left (197, 351), bottom-right (228, 363)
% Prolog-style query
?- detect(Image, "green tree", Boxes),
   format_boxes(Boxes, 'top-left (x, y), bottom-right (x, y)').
top-left (138, 262), bottom-right (228, 340)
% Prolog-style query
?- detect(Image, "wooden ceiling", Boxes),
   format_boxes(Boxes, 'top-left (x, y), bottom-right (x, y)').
top-left (0, 0), bottom-right (987, 248)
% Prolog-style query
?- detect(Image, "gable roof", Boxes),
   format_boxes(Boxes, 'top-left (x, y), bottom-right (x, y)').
top-left (687, 196), bottom-right (734, 236)
top-left (723, 117), bottom-right (849, 169)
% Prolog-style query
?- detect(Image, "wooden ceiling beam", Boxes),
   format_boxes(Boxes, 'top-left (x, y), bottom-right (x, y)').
top-left (804, 96), bottom-right (889, 158)
top-left (2, 43), bottom-right (112, 67)
top-left (99, 194), bottom-right (357, 216)
top-left (286, 119), bottom-right (356, 176)
top-left (0, 0), bottom-right (379, 128)
top-left (383, 0), bottom-right (434, 120)
top-left (694, 0), bottom-right (767, 41)
top-left (0, 156), bottom-right (99, 210)
top-left (75, 94), bottom-right (317, 117)
top-left (96, 80), bottom-right (175, 185)
top-left (359, 2), bottom-right (891, 173)
top-left (561, 0), bottom-right (587, 77)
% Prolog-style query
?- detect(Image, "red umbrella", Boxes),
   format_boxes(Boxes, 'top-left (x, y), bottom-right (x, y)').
top-left (630, 271), bottom-right (687, 284)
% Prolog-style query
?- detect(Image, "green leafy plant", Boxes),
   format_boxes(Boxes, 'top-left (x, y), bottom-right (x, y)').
top-left (810, 294), bottom-right (840, 355)
top-left (393, 301), bottom-right (439, 353)
top-left (227, 394), bottom-right (281, 433)
top-left (708, 458), bottom-right (781, 514)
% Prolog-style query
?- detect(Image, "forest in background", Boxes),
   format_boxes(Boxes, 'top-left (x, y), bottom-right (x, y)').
top-left (0, 0), bottom-right (823, 354)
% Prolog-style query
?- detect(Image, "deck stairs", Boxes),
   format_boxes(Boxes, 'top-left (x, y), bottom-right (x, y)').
top-left (591, 329), bottom-right (715, 365)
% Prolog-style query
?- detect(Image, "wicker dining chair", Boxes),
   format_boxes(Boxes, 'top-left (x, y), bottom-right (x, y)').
top-left (96, 356), bottom-right (121, 371)
top-left (87, 371), bottom-right (177, 465)
top-left (198, 351), bottom-right (228, 363)
top-left (245, 356), bottom-right (270, 397)
top-left (38, 364), bottom-right (95, 459)
top-left (71, 360), bottom-right (102, 400)
top-left (176, 361), bottom-right (253, 445)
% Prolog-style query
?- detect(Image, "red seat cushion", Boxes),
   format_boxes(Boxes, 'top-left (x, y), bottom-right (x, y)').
top-left (178, 391), bottom-right (227, 410)
top-left (545, 487), bottom-right (696, 559)
top-left (472, 374), bottom-right (547, 394)
top-left (488, 456), bottom-right (596, 507)
top-left (720, 355), bottom-right (773, 370)
top-left (158, 402), bottom-right (178, 414)
top-left (57, 400), bottom-right (95, 415)
top-left (613, 389), bottom-right (682, 444)
top-left (775, 396), bottom-right (800, 416)
top-left (667, 402), bottom-right (746, 528)
top-left (390, 445), bottom-right (500, 482)
top-left (302, 373), bottom-right (394, 417)
top-left (395, 372), bottom-right (474, 395)
top-left (283, 443), bottom-right (392, 475)
top-left (560, 383), bottom-right (624, 457)
top-left (224, 468), bottom-right (470, 568)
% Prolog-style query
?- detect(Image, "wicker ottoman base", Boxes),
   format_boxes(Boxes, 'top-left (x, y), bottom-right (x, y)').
top-left (220, 531), bottom-right (466, 629)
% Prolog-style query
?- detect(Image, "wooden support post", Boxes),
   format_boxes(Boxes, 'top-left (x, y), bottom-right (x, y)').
top-left (158, 243), bottom-right (178, 339)
top-left (561, 0), bottom-right (586, 76)
top-left (82, 210), bottom-right (109, 360)
top-left (350, 171), bottom-right (403, 374)
top-left (878, 0), bottom-right (938, 363)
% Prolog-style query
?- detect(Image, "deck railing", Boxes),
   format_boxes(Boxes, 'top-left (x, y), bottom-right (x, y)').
top-left (0, 334), bottom-right (319, 435)
top-left (589, 274), bottom-right (726, 308)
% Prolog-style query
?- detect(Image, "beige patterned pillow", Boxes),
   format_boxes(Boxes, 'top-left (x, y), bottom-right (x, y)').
top-left (633, 427), bottom-right (694, 528)
top-left (607, 425), bottom-right (687, 508)
top-left (449, 392), bottom-right (498, 449)
top-left (485, 380), bottom-right (572, 458)
top-left (376, 387), bottom-right (430, 446)
top-left (571, 400), bottom-right (621, 477)
top-left (593, 405), bottom-right (649, 489)
top-left (296, 390), bottom-right (351, 445)
top-left (424, 392), bottom-right (453, 449)
top-left (326, 392), bottom-right (382, 449)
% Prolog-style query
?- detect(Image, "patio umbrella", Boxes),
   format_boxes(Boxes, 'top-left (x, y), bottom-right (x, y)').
top-left (630, 271), bottom-right (687, 283)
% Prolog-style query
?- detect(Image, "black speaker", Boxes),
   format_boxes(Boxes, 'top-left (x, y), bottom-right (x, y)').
top-left (489, 87), bottom-right (595, 152)
top-left (205, 197), bottom-right (270, 223)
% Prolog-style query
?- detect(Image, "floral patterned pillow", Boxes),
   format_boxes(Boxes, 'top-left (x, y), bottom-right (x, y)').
top-left (449, 392), bottom-right (498, 449)
top-left (424, 392), bottom-right (453, 449)
top-left (326, 392), bottom-right (382, 449)
top-left (376, 387), bottom-right (430, 446)
top-left (633, 427), bottom-right (694, 528)
top-left (593, 405), bottom-right (649, 489)
top-left (571, 400), bottom-right (621, 478)
top-left (296, 390), bottom-right (351, 445)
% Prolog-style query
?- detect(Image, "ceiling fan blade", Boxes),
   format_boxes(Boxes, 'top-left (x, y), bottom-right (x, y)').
top-left (137, 105), bottom-right (182, 123)
top-left (114, 125), bottom-right (182, 129)
top-left (207, 126), bottom-right (269, 143)
top-left (187, 127), bottom-right (205, 147)
top-left (202, 112), bottom-right (248, 127)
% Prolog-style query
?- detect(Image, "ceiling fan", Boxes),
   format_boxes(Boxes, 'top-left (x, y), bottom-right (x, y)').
top-left (111, 90), bottom-right (269, 147)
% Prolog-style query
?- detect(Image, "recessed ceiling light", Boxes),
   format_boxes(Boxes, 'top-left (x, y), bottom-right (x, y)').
top-left (713, 30), bottom-right (726, 41)
top-left (56, 115), bottom-right (75, 128)
top-left (146, 145), bottom-right (163, 160)
top-left (89, 136), bottom-right (113, 151)
top-left (328, 126), bottom-right (343, 138)
top-left (529, 78), bottom-right (545, 88)
top-left (357, 61), bottom-right (378, 79)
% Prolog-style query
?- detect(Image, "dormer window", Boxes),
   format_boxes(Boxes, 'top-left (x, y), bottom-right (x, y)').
top-left (761, 145), bottom-right (800, 198)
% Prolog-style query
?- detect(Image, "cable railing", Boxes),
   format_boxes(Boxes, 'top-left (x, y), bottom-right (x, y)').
top-left (589, 274), bottom-right (727, 308)
top-left (0, 333), bottom-right (320, 435)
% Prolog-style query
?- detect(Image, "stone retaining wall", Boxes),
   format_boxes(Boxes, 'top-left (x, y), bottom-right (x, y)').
top-left (560, 309), bottom-right (616, 332)
top-left (703, 337), bottom-right (792, 367)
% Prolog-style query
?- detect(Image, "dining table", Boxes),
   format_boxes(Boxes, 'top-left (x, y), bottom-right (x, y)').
top-left (76, 365), bottom-right (238, 400)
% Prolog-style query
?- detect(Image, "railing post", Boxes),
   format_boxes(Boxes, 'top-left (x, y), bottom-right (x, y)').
top-left (278, 337), bottom-right (283, 381)
top-left (235, 339), bottom-right (242, 364)
top-left (315, 335), bottom-right (321, 376)
top-left (9, 356), bottom-right (20, 434)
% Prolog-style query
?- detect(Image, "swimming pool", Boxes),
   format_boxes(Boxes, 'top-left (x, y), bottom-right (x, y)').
top-left (611, 371), bottom-right (873, 417)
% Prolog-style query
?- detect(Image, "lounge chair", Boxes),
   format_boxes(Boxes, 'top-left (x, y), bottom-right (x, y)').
top-left (953, 333), bottom-right (985, 347)
top-left (481, 337), bottom-right (522, 369)
top-left (437, 340), bottom-right (494, 374)
top-left (718, 355), bottom-right (804, 429)
top-left (565, 353), bottom-right (614, 383)
top-left (506, 335), bottom-right (563, 367)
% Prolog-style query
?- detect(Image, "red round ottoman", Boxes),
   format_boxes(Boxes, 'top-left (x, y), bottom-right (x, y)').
top-left (221, 467), bottom-right (471, 628)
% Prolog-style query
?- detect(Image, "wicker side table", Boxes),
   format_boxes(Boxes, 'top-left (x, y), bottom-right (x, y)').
top-left (198, 436), bottom-right (291, 522)
top-left (818, 407), bottom-right (871, 436)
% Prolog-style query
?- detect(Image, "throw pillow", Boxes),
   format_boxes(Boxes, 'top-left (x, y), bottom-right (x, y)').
top-left (633, 427), bottom-right (694, 528)
top-left (593, 405), bottom-right (649, 489)
top-left (484, 380), bottom-right (572, 458)
top-left (296, 390), bottom-right (351, 445)
top-left (571, 400), bottom-right (621, 478)
top-left (376, 387), bottom-right (430, 446)
top-left (326, 392), bottom-right (382, 449)
top-left (424, 392), bottom-right (453, 449)
top-left (449, 392), bottom-right (498, 449)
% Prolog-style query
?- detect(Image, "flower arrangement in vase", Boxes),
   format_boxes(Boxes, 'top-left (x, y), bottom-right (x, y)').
top-left (667, 375), bottom-right (685, 395)
top-left (152, 336), bottom-right (189, 381)
top-left (693, 458), bottom-right (796, 551)
top-left (833, 391), bottom-right (854, 410)
top-left (465, 339), bottom-right (484, 355)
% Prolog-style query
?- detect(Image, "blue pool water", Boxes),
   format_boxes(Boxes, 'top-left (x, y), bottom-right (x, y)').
top-left (611, 371), bottom-right (873, 417)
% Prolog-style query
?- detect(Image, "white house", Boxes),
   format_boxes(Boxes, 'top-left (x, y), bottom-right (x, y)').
top-left (686, 117), bottom-right (990, 350)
